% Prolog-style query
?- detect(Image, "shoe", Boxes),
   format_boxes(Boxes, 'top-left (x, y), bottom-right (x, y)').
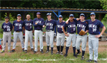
top-left (64, 54), bottom-right (67, 57)
top-left (73, 55), bottom-right (77, 58)
top-left (31, 48), bottom-right (34, 51)
top-left (51, 51), bottom-right (53, 55)
top-left (46, 50), bottom-right (49, 53)
top-left (87, 59), bottom-right (92, 62)
top-left (1, 50), bottom-right (5, 53)
top-left (60, 52), bottom-right (63, 55)
top-left (77, 52), bottom-right (81, 55)
top-left (56, 51), bottom-right (60, 54)
top-left (41, 49), bottom-right (43, 53)
top-left (11, 49), bottom-right (15, 52)
top-left (22, 48), bottom-right (24, 52)
top-left (34, 51), bottom-right (37, 53)
top-left (81, 56), bottom-right (84, 60)
top-left (8, 50), bottom-right (11, 53)
top-left (24, 50), bottom-right (27, 53)
top-left (94, 60), bottom-right (98, 63)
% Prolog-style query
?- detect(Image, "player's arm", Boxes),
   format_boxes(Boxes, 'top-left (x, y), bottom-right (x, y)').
top-left (62, 26), bottom-right (69, 37)
top-left (1, 24), bottom-right (4, 29)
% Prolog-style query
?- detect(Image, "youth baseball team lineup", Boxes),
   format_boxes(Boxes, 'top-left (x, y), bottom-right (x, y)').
top-left (1, 12), bottom-right (106, 63)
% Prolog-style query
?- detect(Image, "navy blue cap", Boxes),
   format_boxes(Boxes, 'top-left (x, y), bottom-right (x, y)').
top-left (58, 15), bottom-right (63, 18)
top-left (80, 13), bottom-right (85, 17)
top-left (90, 12), bottom-right (95, 16)
top-left (46, 13), bottom-right (52, 16)
top-left (37, 12), bottom-right (41, 15)
top-left (17, 14), bottom-right (21, 17)
top-left (5, 16), bottom-right (9, 19)
top-left (69, 14), bottom-right (74, 17)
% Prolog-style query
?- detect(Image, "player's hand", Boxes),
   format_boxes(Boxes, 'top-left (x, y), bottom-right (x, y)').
top-left (35, 23), bottom-right (38, 25)
top-left (66, 19), bottom-right (69, 24)
top-left (76, 18), bottom-right (80, 21)
top-left (65, 33), bottom-right (69, 37)
top-left (95, 35), bottom-right (101, 38)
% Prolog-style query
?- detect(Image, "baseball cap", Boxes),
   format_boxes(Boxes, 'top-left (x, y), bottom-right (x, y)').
top-left (36, 12), bottom-right (41, 15)
top-left (17, 14), bottom-right (21, 17)
top-left (5, 16), bottom-right (9, 19)
top-left (69, 14), bottom-right (74, 17)
top-left (46, 13), bottom-right (52, 16)
top-left (80, 13), bottom-right (85, 17)
top-left (59, 15), bottom-right (63, 18)
top-left (90, 12), bottom-right (95, 16)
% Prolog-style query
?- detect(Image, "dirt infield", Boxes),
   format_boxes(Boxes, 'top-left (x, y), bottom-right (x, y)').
top-left (0, 41), bottom-right (107, 56)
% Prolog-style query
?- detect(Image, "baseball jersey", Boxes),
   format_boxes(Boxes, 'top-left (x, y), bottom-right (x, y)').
top-left (45, 19), bottom-right (56, 31)
top-left (87, 19), bottom-right (104, 35)
top-left (57, 21), bottom-right (66, 33)
top-left (65, 20), bottom-right (77, 33)
top-left (77, 20), bottom-right (88, 34)
top-left (2, 22), bottom-right (13, 32)
top-left (24, 19), bottom-right (33, 31)
top-left (13, 20), bottom-right (24, 31)
top-left (33, 18), bottom-right (45, 31)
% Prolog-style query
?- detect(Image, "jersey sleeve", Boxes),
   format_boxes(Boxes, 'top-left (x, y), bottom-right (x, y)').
top-left (2, 23), bottom-right (4, 29)
top-left (98, 20), bottom-right (104, 28)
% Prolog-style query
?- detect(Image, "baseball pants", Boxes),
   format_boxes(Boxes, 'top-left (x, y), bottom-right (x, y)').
top-left (2, 32), bottom-right (11, 51)
top-left (34, 30), bottom-right (43, 51)
top-left (13, 31), bottom-right (24, 49)
top-left (76, 34), bottom-right (87, 51)
top-left (88, 34), bottom-right (99, 61)
top-left (46, 31), bottom-right (54, 47)
top-left (66, 33), bottom-right (76, 47)
top-left (24, 30), bottom-right (33, 50)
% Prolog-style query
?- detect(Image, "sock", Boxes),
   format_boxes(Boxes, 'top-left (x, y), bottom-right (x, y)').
top-left (57, 46), bottom-right (60, 52)
top-left (77, 49), bottom-right (80, 53)
top-left (51, 47), bottom-right (53, 52)
top-left (82, 50), bottom-right (85, 56)
top-left (73, 47), bottom-right (76, 55)
top-left (47, 46), bottom-right (49, 51)
top-left (61, 46), bottom-right (64, 52)
top-left (66, 47), bottom-right (69, 55)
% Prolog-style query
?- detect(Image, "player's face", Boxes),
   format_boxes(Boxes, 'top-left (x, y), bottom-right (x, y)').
top-left (47, 15), bottom-right (51, 19)
top-left (17, 16), bottom-right (21, 20)
top-left (69, 17), bottom-right (74, 20)
top-left (5, 19), bottom-right (9, 22)
top-left (26, 15), bottom-right (31, 20)
top-left (80, 16), bottom-right (85, 20)
top-left (37, 14), bottom-right (41, 18)
top-left (90, 15), bottom-right (95, 19)
top-left (59, 17), bottom-right (63, 21)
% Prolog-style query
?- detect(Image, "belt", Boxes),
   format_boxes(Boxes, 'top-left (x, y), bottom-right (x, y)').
top-left (46, 30), bottom-right (53, 32)
top-left (79, 34), bottom-right (87, 36)
top-left (15, 31), bottom-right (20, 32)
top-left (4, 31), bottom-right (10, 32)
top-left (26, 30), bottom-right (32, 31)
top-left (69, 32), bottom-right (75, 34)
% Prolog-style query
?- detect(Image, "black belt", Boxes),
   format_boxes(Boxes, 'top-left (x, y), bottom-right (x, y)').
top-left (26, 30), bottom-right (32, 31)
top-left (4, 31), bottom-right (10, 32)
top-left (90, 34), bottom-right (98, 35)
top-left (69, 32), bottom-right (75, 34)
top-left (79, 34), bottom-right (87, 36)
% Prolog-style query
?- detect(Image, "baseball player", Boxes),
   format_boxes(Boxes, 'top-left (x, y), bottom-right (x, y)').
top-left (33, 12), bottom-right (45, 53)
top-left (56, 15), bottom-right (66, 55)
top-left (24, 14), bottom-right (34, 53)
top-left (11, 14), bottom-right (24, 52)
top-left (1, 17), bottom-right (12, 53)
top-left (87, 12), bottom-right (106, 63)
top-left (76, 13), bottom-right (88, 60)
top-left (45, 13), bottom-right (56, 54)
top-left (62, 14), bottom-right (77, 57)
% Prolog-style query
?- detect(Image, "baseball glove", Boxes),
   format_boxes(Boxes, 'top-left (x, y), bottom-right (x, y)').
top-left (79, 30), bottom-right (86, 36)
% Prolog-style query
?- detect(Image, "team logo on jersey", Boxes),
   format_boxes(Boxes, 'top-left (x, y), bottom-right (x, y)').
top-left (25, 23), bottom-right (32, 26)
top-left (46, 23), bottom-right (53, 26)
top-left (89, 24), bottom-right (97, 32)
top-left (57, 25), bottom-right (63, 28)
top-left (68, 24), bottom-right (76, 28)
top-left (15, 23), bottom-right (22, 26)
top-left (77, 24), bottom-right (86, 31)
top-left (35, 21), bottom-right (41, 24)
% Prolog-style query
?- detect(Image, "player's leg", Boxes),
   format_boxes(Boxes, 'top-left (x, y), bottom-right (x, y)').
top-left (39, 30), bottom-right (43, 53)
top-left (12, 32), bottom-right (18, 52)
top-left (64, 33), bottom-right (72, 57)
top-left (46, 32), bottom-right (50, 52)
top-left (76, 35), bottom-right (81, 55)
top-left (29, 31), bottom-right (34, 51)
top-left (60, 33), bottom-right (65, 55)
top-left (71, 34), bottom-right (77, 57)
top-left (7, 32), bottom-right (11, 52)
top-left (34, 30), bottom-right (39, 52)
top-left (81, 35), bottom-right (87, 60)
top-left (56, 33), bottom-right (61, 54)
top-left (49, 31), bottom-right (54, 54)
top-left (24, 30), bottom-right (29, 52)
top-left (18, 32), bottom-right (24, 51)
top-left (1, 32), bottom-right (7, 53)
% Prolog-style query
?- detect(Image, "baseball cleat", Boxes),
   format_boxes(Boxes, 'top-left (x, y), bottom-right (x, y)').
top-left (46, 50), bottom-right (49, 53)
top-left (77, 52), bottom-right (81, 55)
top-left (34, 51), bottom-right (37, 53)
top-left (64, 54), bottom-right (67, 57)
top-left (24, 50), bottom-right (27, 53)
top-left (31, 48), bottom-right (34, 51)
top-left (81, 56), bottom-right (84, 60)
top-left (1, 50), bottom-right (5, 53)
top-left (56, 51), bottom-right (60, 54)
top-left (87, 59), bottom-right (92, 62)
top-left (73, 55), bottom-right (77, 58)
top-left (60, 52), bottom-right (63, 55)
top-left (11, 49), bottom-right (15, 52)
top-left (94, 60), bottom-right (98, 63)
top-left (41, 49), bottom-right (43, 53)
